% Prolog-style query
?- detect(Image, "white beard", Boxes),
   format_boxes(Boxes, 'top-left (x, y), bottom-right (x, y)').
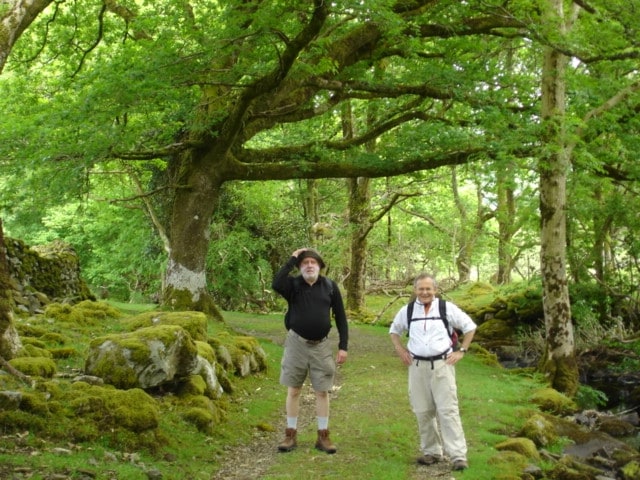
top-left (302, 270), bottom-right (319, 283)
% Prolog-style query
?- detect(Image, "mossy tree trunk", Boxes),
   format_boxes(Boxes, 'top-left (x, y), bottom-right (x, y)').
top-left (496, 163), bottom-right (517, 285)
top-left (346, 177), bottom-right (371, 313)
top-left (538, 0), bottom-right (579, 396)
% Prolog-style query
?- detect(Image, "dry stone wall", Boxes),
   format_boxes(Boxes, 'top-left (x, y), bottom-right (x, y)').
top-left (4, 237), bottom-right (95, 314)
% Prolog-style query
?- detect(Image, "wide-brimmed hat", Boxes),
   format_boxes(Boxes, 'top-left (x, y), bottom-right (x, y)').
top-left (296, 249), bottom-right (325, 269)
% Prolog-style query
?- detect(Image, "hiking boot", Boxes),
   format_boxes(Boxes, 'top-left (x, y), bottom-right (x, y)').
top-left (452, 459), bottom-right (468, 471)
top-left (315, 429), bottom-right (337, 454)
top-left (417, 454), bottom-right (443, 465)
top-left (277, 428), bottom-right (297, 452)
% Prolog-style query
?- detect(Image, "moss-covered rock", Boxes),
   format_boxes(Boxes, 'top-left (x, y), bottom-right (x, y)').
top-left (178, 374), bottom-right (207, 397)
top-left (519, 412), bottom-right (558, 447)
top-left (182, 407), bottom-right (216, 434)
top-left (20, 343), bottom-right (52, 358)
top-left (85, 324), bottom-right (199, 390)
top-left (44, 300), bottom-right (121, 326)
top-left (196, 340), bottom-right (217, 364)
top-left (69, 383), bottom-right (159, 433)
top-left (179, 393), bottom-right (226, 434)
top-left (0, 391), bottom-right (22, 410)
top-left (597, 416), bottom-right (637, 437)
top-left (123, 311), bottom-right (208, 342)
top-left (8, 356), bottom-right (57, 378)
top-left (495, 437), bottom-right (540, 460)
top-left (549, 455), bottom-right (608, 479)
top-left (530, 387), bottom-right (578, 416)
top-left (487, 450), bottom-right (531, 473)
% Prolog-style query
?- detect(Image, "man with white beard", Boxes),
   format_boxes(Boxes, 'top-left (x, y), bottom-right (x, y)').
top-left (272, 248), bottom-right (349, 454)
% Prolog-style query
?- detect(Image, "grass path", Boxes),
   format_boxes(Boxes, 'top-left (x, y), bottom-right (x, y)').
top-left (217, 313), bottom-right (543, 479)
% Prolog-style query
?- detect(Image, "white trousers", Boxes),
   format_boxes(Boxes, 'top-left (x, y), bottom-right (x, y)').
top-left (408, 358), bottom-right (467, 461)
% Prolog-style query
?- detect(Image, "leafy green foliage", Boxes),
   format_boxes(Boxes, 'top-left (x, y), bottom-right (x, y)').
top-left (575, 385), bottom-right (608, 410)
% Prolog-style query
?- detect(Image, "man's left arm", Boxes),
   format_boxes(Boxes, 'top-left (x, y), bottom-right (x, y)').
top-left (331, 281), bottom-right (348, 365)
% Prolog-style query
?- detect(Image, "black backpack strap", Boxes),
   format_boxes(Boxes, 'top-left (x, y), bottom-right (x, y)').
top-left (324, 276), bottom-right (334, 298)
top-left (405, 300), bottom-right (414, 336)
top-left (407, 297), bottom-right (447, 333)
top-left (438, 298), bottom-right (449, 333)
top-left (406, 297), bottom-right (458, 348)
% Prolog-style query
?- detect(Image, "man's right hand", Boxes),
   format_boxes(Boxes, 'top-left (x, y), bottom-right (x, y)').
top-left (292, 248), bottom-right (307, 257)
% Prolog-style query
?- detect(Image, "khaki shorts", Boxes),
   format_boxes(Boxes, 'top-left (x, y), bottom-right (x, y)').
top-left (280, 330), bottom-right (335, 392)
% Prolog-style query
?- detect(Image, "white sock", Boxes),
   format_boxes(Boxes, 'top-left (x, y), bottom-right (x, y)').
top-left (287, 417), bottom-right (298, 429)
top-left (317, 416), bottom-right (329, 430)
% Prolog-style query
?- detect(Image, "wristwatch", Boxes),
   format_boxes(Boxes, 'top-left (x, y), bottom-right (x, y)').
top-left (459, 347), bottom-right (467, 353)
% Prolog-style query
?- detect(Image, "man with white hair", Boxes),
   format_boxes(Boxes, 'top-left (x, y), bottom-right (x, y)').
top-left (272, 248), bottom-right (349, 454)
top-left (389, 273), bottom-right (476, 471)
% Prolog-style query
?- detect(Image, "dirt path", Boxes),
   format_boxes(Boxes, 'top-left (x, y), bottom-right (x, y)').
top-left (215, 322), bottom-right (456, 480)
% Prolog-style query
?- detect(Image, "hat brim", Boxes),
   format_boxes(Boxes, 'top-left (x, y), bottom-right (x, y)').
top-left (296, 251), bottom-right (325, 269)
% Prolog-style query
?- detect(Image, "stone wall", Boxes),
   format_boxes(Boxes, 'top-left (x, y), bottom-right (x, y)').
top-left (4, 237), bottom-right (95, 314)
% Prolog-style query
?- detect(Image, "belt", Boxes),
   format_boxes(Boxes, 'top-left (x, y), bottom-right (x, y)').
top-left (413, 353), bottom-right (447, 362)
top-left (412, 350), bottom-right (450, 370)
top-left (291, 330), bottom-right (328, 345)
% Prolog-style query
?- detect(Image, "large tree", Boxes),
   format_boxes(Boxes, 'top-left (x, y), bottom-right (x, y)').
top-left (5, 0), bottom-right (526, 315)
top-left (536, 0), bottom-right (640, 394)
top-left (3, 1), bottom-right (640, 398)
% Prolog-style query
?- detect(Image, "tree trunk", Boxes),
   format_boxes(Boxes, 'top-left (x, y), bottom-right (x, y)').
top-left (451, 168), bottom-right (472, 283)
top-left (162, 153), bottom-right (222, 319)
top-left (496, 164), bottom-right (516, 285)
top-left (538, 0), bottom-right (578, 396)
top-left (346, 177), bottom-right (370, 312)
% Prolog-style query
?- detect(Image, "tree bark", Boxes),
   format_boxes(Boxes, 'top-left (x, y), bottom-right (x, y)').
top-left (163, 153), bottom-right (223, 319)
top-left (538, 0), bottom-right (579, 396)
top-left (346, 177), bottom-right (371, 312)
top-left (496, 163), bottom-right (517, 285)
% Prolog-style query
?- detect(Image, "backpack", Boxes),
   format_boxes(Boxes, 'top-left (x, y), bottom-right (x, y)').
top-left (406, 297), bottom-right (459, 349)
top-left (283, 276), bottom-right (334, 330)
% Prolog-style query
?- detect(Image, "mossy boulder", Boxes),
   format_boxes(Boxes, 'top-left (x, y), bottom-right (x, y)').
top-left (597, 416), bottom-right (637, 437)
top-left (44, 300), bottom-right (121, 326)
top-left (475, 318), bottom-right (516, 348)
top-left (8, 356), bottom-right (57, 378)
top-left (229, 335), bottom-right (268, 376)
top-left (0, 391), bottom-right (22, 410)
top-left (530, 387), bottom-right (578, 415)
top-left (196, 340), bottom-right (217, 364)
top-left (178, 374), bottom-right (207, 396)
top-left (487, 450), bottom-right (531, 474)
top-left (123, 311), bottom-right (208, 342)
top-left (519, 412), bottom-right (558, 447)
top-left (549, 454), bottom-right (609, 479)
top-left (179, 394), bottom-right (226, 434)
top-left (495, 437), bottom-right (540, 460)
top-left (84, 324), bottom-right (199, 389)
top-left (69, 383), bottom-right (159, 433)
